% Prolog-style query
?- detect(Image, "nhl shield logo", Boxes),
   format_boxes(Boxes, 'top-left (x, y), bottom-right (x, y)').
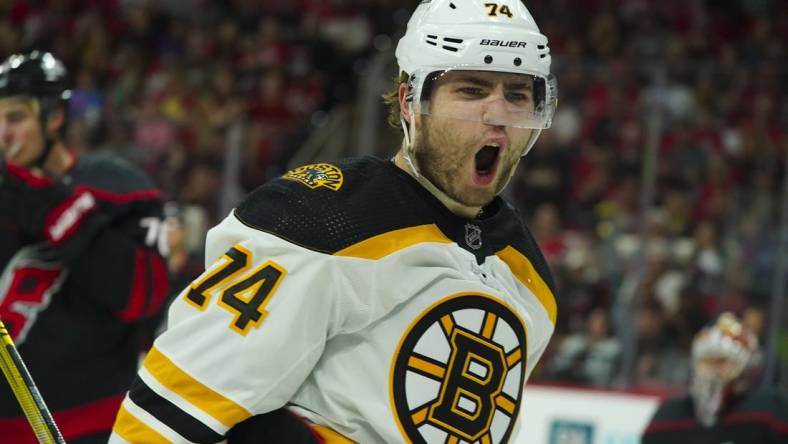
top-left (465, 223), bottom-right (482, 250)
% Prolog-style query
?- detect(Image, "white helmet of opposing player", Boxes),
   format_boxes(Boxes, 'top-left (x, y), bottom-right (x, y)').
top-left (395, 0), bottom-right (557, 161)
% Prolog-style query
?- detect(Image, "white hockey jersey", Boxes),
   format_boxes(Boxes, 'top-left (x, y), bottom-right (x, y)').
top-left (110, 157), bottom-right (557, 443)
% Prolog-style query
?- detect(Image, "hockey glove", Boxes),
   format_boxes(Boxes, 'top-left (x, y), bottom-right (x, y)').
top-left (0, 162), bottom-right (108, 262)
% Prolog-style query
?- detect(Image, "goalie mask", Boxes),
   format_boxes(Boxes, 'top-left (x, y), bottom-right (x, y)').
top-left (689, 312), bottom-right (760, 427)
top-left (395, 0), bottom-right (557, 172)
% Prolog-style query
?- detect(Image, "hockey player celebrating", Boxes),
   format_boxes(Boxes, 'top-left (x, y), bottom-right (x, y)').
top-left (0, 51), bottom-right (170, 443)
top-left (641, 312), bottom-right (788, 443)
top-left (111, 1), bottom-right (558, 442)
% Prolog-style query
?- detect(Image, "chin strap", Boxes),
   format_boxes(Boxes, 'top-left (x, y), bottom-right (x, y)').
top-left (31, 136), bottom-right (56, 169)
top-left (400, 114), bottom-right (420, 178)
top-left (397, 117), bottom-right (482, 219)
top-left (520, 129), bottom-right (542, 158)
top-left (415, 172), bottom-right (482, 219)
top-left (31, 101), bottom-right (59, 169)
top-left (496, 127), bottom-right (542, 192)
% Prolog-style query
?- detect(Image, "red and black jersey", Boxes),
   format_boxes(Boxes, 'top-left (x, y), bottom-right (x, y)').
top-left (0, 152), bottom-right (170, 444)
top-left (641, 388), bottom-right (788, 444)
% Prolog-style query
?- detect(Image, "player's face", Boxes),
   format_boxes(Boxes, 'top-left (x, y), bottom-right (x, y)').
top-left (414, 71), bottom-right (535, 207)
top-left (695, 356), bottom-right (740, 382)
top-left (0, 97), bottom-right (45, 167)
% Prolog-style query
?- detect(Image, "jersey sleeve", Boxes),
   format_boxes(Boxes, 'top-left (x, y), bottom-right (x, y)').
top-left (64, 189), bottom-right (170, 322)
top-left (110, 212), bottom-right (347, 443)
top-left (0, 157), bottom-right (170, 323)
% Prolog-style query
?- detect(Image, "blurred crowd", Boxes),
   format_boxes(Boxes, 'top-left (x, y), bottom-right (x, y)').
top-left (518, 0), bottom-right (787, 391)
top-left (1, 0), bottom-right (408, 220)
top-left (1, 0), bottom-right (786, 392)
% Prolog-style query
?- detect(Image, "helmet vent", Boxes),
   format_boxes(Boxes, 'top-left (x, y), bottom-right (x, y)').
top-left (442, 36), bottom-right (463, 52)
top-left (426, 35), bottom-right (463, 52)
top-left (537, 44), bottom-right (551, 59)
top-left (449, 2), bottom-right (456, 9)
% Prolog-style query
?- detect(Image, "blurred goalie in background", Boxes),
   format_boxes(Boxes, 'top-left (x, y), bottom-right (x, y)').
top-left (641, 312), bottom-right (788, 443)
top-left (0, 51), bottom-right (169, 443)
top-left (109, 0), bottom-right (559, 443)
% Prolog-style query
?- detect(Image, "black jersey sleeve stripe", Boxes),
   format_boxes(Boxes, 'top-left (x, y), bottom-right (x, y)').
top-left (226, 409), bottom-right (323, 444)
top-left (129, 378), bottom-right (225, 444)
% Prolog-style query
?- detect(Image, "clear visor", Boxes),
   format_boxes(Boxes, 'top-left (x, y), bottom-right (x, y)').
top-left (410, 69), bottom-right (557, 129)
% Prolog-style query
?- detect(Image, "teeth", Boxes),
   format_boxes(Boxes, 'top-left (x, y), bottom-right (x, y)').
top-left (485, 143), bottom-right (500, 148)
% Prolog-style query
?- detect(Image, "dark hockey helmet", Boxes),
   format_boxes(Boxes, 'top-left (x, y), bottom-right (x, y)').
top-left (0, 51), bottom-right (71, 118)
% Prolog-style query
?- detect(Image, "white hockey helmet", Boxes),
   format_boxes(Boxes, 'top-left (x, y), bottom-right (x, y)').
top-left (395, 0), bottom-right (557, 155)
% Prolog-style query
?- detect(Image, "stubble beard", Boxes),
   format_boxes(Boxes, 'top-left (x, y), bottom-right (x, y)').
top-left (414, 117), bottom-right (521, 208)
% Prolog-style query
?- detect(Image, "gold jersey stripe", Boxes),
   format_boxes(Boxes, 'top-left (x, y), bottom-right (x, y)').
top-left (495, 394), bottom-right (516, 415)
top-left (495, 246), bottom-right (557, 324)
top-left (143, 347), bottom-right (252, 428)
top-left (113, 405), bottom-right (171, 444)
top-left (411, 406), bottom-right (430, 425)
top-left (407, 355), bottom-right (446, 379)
top-left (440, 314), bottom-right (454, 337)
top-left (506, 348), bottom-right (522, 368)
top-left (334, 224), bottom-right (452, 260)
top-left (481, 433), bottom-right (492, 444)
top-left (311, 424), bottom-right (357, 443)
top-left (447, 435), bottom-right (460, 444)
top-left (481, 312), bottom-right (497, 339)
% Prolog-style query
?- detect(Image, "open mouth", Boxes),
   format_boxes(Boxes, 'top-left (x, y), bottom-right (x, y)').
top-left (473, 144), bottom-right (501, 184)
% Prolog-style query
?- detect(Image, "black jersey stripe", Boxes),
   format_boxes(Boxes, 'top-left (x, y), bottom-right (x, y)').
top-left (226, 409), bottom-right (324, 443)
top-left (129, 378), bottom-right (224, 444)
top-left (142, 347), bottom-right (251, 427)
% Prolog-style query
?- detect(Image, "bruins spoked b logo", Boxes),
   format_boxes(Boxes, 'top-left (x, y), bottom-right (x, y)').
top-left (390, 293), bottom-right (527, 443)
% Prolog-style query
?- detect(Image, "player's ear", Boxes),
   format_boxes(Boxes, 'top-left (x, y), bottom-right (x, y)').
top-left (398, 82), bottom-right (412, 121)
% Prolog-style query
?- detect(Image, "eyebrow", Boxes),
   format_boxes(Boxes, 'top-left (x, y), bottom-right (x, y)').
top-left (452, 75), bottom-right (533, 90)
top-left (2, 107), bottom-right (30, 117)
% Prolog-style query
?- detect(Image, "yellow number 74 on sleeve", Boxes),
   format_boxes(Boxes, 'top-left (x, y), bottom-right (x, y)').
top-left (183, 245), bottom-right (287, 336)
